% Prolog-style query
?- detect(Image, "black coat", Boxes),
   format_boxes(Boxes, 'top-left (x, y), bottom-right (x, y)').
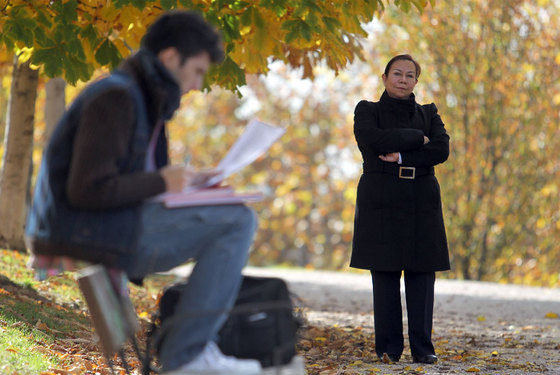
top-left (350, 91), bottom-right (450, 272)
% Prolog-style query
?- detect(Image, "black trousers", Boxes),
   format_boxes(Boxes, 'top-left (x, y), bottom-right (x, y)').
top-left (370, 270), bottom-right (436, 358)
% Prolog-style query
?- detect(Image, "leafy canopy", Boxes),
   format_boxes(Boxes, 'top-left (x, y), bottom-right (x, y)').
top-left (0, 0), bottom-right (433, 89)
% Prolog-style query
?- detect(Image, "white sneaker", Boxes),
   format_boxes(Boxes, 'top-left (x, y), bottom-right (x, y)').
top-left (262, 355), bottom-right (307, 375)
top-left (163, 341), bottom-right (262, 375)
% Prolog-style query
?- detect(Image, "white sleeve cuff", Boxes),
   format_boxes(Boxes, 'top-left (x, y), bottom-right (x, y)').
top-left (398, 153), bottom-right (402, 164)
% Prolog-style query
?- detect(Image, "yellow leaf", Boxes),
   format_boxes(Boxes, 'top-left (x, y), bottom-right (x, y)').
top-left (415, 366), bottom-right (424, 372)
top-left (36, 322), bottom-right (49, 331)
top-left (466, 368), bottom-right (481, 372)
top-left (545, 312), bottom-right (558, 319)
top-left (477, 315), bottom-right (486, 322)
top-left (350, 360), bottom-right (363, 366)
top-left (491, 351), bottom-right (499, 356)
top-left (314, 337), bottom-right (327, 342)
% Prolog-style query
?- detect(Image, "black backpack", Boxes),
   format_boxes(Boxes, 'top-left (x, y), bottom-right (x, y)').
top-left (153, 275), bottom-right (303, 369)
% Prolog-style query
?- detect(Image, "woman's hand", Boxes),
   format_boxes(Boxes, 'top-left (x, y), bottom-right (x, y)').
top-left (379, 152), bottom-right (400, 163)
top-left (160, 165), bottom-right (221, 192)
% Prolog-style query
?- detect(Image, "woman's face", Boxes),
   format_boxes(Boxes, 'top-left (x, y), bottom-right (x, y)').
top-left (382, 59), bottom-right (418, 99)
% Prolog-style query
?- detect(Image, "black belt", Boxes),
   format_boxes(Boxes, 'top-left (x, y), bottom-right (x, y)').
top-left (363, 163), bottom-right (434, 179)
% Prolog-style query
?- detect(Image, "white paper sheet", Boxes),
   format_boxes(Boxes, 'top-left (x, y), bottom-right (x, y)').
top-left (203, 119), bottom-right (285, 187)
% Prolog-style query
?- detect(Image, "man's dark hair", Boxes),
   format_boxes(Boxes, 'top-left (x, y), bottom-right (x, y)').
top-left (142, 11), bottom-right (224, 64)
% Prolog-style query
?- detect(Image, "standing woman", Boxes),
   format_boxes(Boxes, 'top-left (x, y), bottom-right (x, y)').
top-left (350, 54), bottom-right (450, 364)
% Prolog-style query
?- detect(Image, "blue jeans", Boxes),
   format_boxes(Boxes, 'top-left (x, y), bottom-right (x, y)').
top-left (127, 203), bottom-right (257, 372)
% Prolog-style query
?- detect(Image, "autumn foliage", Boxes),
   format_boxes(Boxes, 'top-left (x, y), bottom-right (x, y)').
top-left (0, 1), bottom-right (559, 287)
top-left (0, 0), bottom-right (432, 89)
top-left (162, 0), bottom-right (560, 287)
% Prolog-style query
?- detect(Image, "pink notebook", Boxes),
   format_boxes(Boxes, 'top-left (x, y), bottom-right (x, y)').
top-left (162, 186), bottom-right (263, 208)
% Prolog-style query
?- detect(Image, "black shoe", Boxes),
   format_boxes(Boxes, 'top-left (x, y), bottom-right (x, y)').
top-left (413, 354), bottom-right (438, 364)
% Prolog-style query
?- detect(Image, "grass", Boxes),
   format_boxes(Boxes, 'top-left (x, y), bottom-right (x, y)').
top-left (0, 250), bottom-right (103, 373)
top-left (0, 314), bottom-right (60, 374)
top-left (0, 249), bottom-right (174, 373)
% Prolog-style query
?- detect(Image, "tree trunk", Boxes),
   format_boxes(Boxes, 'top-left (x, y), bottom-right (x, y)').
top-left (0, 58), bottom-right (39, 251)
top-left (44, 77), bottom-right (66, 141)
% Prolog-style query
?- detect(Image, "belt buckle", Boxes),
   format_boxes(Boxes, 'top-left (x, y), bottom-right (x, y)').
top-left (399, 166), bottom-right (416, 179)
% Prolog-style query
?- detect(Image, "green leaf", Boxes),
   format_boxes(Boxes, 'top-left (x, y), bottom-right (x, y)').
top-left (240, 7), bottom-right (253, 27)
top-left (80, 24), bottom-right (100, 47)
top-left (252, 8), bottom-right (265, 30)
top-left (59, 24), bottom-right (81, 44)
top-left (160, 0), bottom-right (178, 9)
top-left (131, 0), bottom-right (147, 10)
top-left (36, 10), bottom-right (53, 28)
top-left (283, 20), bottom-right (312, 43)
top-left (261, 0), bottom-right (288, 16)
top-left (285, 27), bottom-right (299, 45)
top-left (220, 14), bottom-right (241, 43)
top-left (323, 17), bottom-right (342, 30)
top-left (230, 1), bottom-right (250, 11)
top-left (1, 34), bottom-right (15, 50)
top-left (281, 19), bottom-right (300, 32)
top-left (33, 27), bottom-right (50, 46)
top-left (53, 0), bottom-right (78, 23)
top-left (205, 9), bottom-right (221, 27)
top-left (4, 20), bottom-right (34, 47)
top-left (95, 39), bottom-right (122, 68)
top-left (178, 0), bottom-right (195, 7)
top-left (32, 46), bottom-right (64, 77)
top-left (205, 56), bottom-right (246, 94)
top-left (67, 38), bottom-right (86, 61)
top-left (302, 0), bottom-right (322, 14)
top-left (114, 0), bottom-right (134, 8)
top-left (4, 7), bottom-right (37, 47)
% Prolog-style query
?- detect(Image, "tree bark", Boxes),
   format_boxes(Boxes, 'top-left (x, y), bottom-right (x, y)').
top-left (44, 77), bottom-right (66, 141)
top-left (0, 57), bottom-right (39, 251)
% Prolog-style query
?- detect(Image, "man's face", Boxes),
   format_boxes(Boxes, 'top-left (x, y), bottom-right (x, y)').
top-left (159, 48), bottom-right (211, 95)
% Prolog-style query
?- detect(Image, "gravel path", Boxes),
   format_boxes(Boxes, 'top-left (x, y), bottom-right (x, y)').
top-left (241, 267), bottom-right (560, 374)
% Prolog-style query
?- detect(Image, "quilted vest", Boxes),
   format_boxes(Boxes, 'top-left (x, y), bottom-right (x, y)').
top-left (25, 72), bottom-right (151, 268)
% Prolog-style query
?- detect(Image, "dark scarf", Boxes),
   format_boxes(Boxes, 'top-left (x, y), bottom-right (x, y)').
top-left (119, 49), bottom-right (181, 122)
top-left (379, 90), bottom-right (417, 114)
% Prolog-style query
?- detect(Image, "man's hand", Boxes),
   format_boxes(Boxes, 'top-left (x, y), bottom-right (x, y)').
top-left (424, 136), bottom-right (430, 144)
top-left (160, 165), bottom-right (221, 192)
top-left (379, 152), bottom-right (400, 163)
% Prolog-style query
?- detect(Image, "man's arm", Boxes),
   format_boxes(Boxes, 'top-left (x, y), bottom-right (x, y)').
top-left (66, 88), bottom-right (166, 210)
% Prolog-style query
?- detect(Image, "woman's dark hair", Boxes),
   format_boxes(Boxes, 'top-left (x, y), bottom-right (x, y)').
top-left (142, 11), bottom-right (224, 64)
top-left (384, 54), bottom-right (421, 79)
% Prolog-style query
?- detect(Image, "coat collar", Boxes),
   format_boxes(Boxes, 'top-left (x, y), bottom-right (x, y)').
top-left (380, 90), bottom-right (417, 113)
top-left (118, 49), bottom-right (181, 122)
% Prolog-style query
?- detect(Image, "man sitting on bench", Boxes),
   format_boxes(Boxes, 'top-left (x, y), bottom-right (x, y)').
top-left (25, 10), bottom-right (261, 375)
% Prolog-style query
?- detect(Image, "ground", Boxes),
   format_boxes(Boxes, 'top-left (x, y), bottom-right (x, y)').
top-left (238, 267), bottom-right (560, 375)
top-left (2, 260), bottom-right (559, 374)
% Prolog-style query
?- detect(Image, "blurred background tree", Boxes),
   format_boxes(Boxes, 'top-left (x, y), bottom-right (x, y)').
top-left (163, 0), bottom-right (560, 286)
top-left (1, 0), bottom-right (559, 287)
